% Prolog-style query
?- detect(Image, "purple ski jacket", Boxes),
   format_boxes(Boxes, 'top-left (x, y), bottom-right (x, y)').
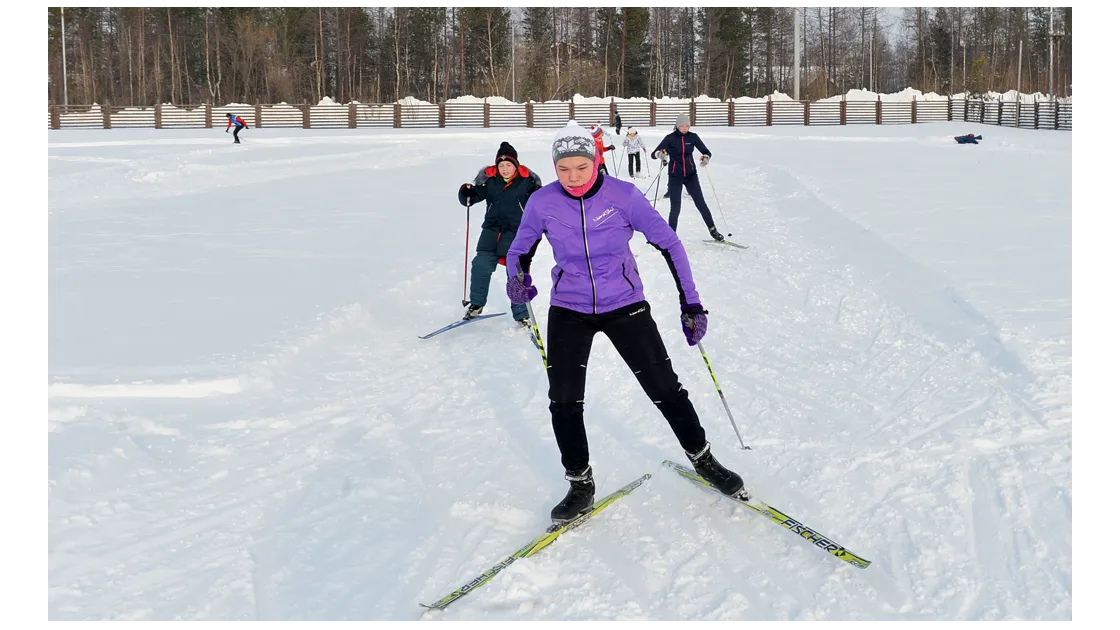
top-left (506, 173), bottom-right (701, 314)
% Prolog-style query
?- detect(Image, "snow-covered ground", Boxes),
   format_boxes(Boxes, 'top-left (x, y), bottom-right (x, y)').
top-left (47, 122), bottom-right (1071, 620)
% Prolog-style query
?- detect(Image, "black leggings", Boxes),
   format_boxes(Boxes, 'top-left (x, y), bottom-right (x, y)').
top-left (667, 173), bottom-right (715, 230)
top-left (628, 153), bottom-right (642, 177)
top-left (546, 301), bottom-right (707, 472)
top-left (233, 126), bottom-right (243, 142)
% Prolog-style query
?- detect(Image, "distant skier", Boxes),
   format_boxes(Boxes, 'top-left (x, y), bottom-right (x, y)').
top-left (622, 127), bottom-right (647, 178)
top-left (651, 113), bottom-right (723, 241)
top-left (504, 120), bottom-right (745, 526)
top-left (589, 124), bottom-right (614, 177)
top-left (225, 113), bottom-right (248, 144)
top-left (457, 141), bottom-right (542, 327)
top-left (954, 133), bottom-right (983, 144)
top-left (614, 111), bottom-right (622, 135)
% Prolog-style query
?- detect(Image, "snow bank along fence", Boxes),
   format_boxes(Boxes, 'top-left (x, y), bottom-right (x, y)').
top-left (48, 97), bottom-right (1072, 131)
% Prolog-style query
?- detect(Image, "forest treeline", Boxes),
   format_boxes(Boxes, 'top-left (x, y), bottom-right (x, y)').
top-left (47, 7), bottom-right (1073, 106)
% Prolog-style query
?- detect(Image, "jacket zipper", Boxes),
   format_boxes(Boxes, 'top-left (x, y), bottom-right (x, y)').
top-left (621, 264), bottom-right (635, 290)
top-left (681, 136), bottom-right (687, 177)
top-left (579, 198), bottom-right (597, 313)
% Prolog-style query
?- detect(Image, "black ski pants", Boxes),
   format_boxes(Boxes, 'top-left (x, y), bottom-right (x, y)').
top-left (628, 153), bottom-right (642, 177)
top-left (666, 173), bottom-right (715, 231)
top-left (546, 301), bottom-right (707, 473)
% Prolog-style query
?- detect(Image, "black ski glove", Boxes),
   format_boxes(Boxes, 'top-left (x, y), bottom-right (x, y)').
top-left (458, 183), bottom-right (473, 207)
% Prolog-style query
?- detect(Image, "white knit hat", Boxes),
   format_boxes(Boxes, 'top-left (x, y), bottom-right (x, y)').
top-left (675, 112), bottom-right (691, 127)
top-left (552, 120), bottom-right (597, 164)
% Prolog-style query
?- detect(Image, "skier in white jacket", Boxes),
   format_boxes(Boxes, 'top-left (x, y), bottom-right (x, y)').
top-left (622, 127), bottom-right (647, 178)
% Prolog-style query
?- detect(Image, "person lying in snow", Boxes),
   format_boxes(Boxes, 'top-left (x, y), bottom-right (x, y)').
top-left (954, 133), bottom-right (983, 144)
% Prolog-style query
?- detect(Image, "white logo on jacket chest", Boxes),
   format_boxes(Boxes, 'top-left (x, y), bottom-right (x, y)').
top-left (592, 207), bottom-right (620, 227)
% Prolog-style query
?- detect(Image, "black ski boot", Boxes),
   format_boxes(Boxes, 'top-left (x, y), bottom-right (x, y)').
top-left (463, 304), bottom-right (484, 320)
top-left (708, 226), bottom-right (725, 242)
top-left (687, 443), bottom-right (745, 498)
top-left (550, 466), bottom-right (595, 527)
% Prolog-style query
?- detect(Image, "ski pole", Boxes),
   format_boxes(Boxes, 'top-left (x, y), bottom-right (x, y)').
top-left (642, 159), bottom-right (665, 199)
top-left (516, 264), bottom-right (548, 372)
top-left (703, 165), bottom-right (733, 238)
top-left (526, 301), bottom-right (548, 372)
top-left (462, 201), bottom-right (473, 306)
top-left (695, 340), bottom-right (750, 450)
top-left (606, 131), bottom-right (620, 175)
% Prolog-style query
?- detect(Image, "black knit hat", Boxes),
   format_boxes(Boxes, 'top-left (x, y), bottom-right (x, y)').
top-left (495, 141), bottom-right (519, 167)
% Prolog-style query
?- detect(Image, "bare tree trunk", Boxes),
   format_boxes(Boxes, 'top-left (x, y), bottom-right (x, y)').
top-left (722, 54), bottom-right (734, 100)
top-left (603, 16), bottom-right (609, 96)
top-left (555, 9), bottom-right (561, 94)
top-left (677, 11), bottom-right (683, 97)
top-left (857, 8), bottom-right (864, 89)
top-left (485, 11), bottom-right (499, 96)
top-left (166, 8), bottom-right (175, 103)
top-left (916, 7), bottom-right (924, 91)
top-left (458, 9), bottom-right (465, 97)
top-left (127, 21), bottom-right (134, 105)
top-left (394, 9), bottom-right (401, 101)
top-left (318, 8), bottom-right (325, 102)
top-left (343, 9), bottom-right (351, 101)
top-left (432, 18), bottom-right (439, 103)
top-left (444, 16), bottom-right (451, 101)
top-left (829, 7), bottom-right (835, 91)
top-left (568, 9), bottom-right (574, 98)
top-left (705, 11), bottom-right (712, 96)
top-left (747, 11), bottom-right (754, 95)
top-left (648, 8), bottom-right (656, 98)
top-left (106, 11), bottom-right (117, 104)
top-left (215, 11), bottom-right (222, 104)
top-left (775, 9), bottom-right (784, 93)
top-left (332, 7), bottom-right (340, 100)
top-left (618, 9), bottom-right (627, 96)
top-left (153, 28), bottom-right (161, 103)
top-left (204, 9), bottom-right (213, 101)
top-left (764, 11), bottom-right (772, 94)
top-left (817, 7), bottom-right (826, 96)
top-left (139, 9), bottom-right (146, 104)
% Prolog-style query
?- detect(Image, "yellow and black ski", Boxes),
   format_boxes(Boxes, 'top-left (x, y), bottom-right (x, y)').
top-left (663, 459), bottom-right (871, 570)
top-left (420, 472), bottom-right (652, 611)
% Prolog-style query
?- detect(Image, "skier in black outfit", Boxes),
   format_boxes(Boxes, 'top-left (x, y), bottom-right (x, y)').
top-left (614, 111), bottom-right (622, 135)
top-left (651, 113), bottom-right (724, 241)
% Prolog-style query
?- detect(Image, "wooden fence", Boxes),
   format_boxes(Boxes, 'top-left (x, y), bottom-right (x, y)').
top-left (48, 97), bottom-right (1072, 131)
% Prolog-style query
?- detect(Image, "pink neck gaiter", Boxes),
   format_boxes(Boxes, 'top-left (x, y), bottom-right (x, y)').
top-left (558, 153), bottom-right (602, 197)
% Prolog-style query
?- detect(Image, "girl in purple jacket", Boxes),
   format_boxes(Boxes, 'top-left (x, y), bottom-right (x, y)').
top-left (504, 120), bottom-right (744, 525)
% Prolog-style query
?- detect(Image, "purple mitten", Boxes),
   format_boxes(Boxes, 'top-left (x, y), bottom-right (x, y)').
top-left (506, 274), bottom-right (538, 304)
top-left (680, 303), bottom-right (708, 346)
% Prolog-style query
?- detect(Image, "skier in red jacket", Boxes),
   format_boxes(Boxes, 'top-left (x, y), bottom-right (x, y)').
top-left (225, 113), bottom-right (248, 144)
